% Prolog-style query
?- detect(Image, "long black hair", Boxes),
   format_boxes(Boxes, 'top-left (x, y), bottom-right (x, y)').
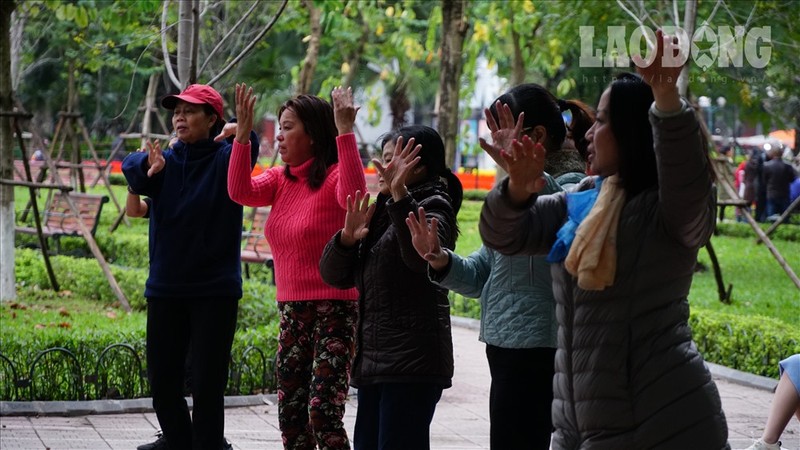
top-left (607, 72), bottom-right (657, 197)
top-left (379, 125), bottom-right (463, 215)
top-left (278, 95), bottom-right (338, 190)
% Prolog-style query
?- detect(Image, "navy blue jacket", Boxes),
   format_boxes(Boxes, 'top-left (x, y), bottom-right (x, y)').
top-left (122, 132), bottom-right (259, 299)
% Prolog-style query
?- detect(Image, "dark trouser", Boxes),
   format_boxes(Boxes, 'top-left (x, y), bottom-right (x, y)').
top-left (277, 300), bottom-right (358, 450)
top-left (354, 383), bottom-right (444, 450)
top-left (146, 297), bottom-right (238, 450)
top-left (766, 197), bottom-right (789, 218)
top-left (485, 345), bottom-right (556, 450)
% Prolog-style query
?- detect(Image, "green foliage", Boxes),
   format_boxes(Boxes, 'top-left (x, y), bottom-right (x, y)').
top-left (449, 292), bottom-right (481, 321)
top-left (463, 189), bottom-right (488, 201)
top-left (455, 200), bottom-right (483, 256)
top-left (716, 221), bottom-right (800, 242)
top-left (692, 234), bottom-right (800, 326)
top-left (690, 308), bottom-right (800, 378)
top-left (14, 248), bottom-right (149, 311)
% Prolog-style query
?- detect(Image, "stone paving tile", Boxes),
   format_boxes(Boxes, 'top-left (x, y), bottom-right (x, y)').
top-left (39, 439), bottom-right (111, 449)
top-left (0, 438), bottom-right (47, 449)
top-left (86, 414), bottom-right (156, 430)
top-left (0, 428), bottom-right (40, 439)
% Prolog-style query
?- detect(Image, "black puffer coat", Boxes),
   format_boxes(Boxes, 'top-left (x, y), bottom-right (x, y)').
top-left (320, 180), bottom-right (457, 388)
top-left (480, 104), bottom-right (729, 449)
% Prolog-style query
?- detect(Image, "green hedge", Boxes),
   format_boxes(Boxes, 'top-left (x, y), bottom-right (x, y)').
top-left (715, 221), bottom-right (800, 242)
top-left (449, 295), bottom-right (799, 379)
top-left (14, 248), bottom-right (149, 311)
top-left (690, 307), bottom-right (800, 378)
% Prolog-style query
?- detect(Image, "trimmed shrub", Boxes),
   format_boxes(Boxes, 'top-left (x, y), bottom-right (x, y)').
top-left (689, 307), bottom-right (800, 378)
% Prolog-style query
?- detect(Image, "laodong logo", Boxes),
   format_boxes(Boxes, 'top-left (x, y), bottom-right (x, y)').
top-left (579, 25), bottom-right (772, 70)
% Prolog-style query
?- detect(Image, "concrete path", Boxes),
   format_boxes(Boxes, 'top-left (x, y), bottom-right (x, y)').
top-left (1, 320), bottom-right (798, 449)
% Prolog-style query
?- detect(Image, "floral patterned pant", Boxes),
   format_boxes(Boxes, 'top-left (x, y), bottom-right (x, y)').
top-left (277, 300), bottom-right (357, 450)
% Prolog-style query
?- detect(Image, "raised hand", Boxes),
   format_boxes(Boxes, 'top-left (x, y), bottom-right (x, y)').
top-left (234, 83), bottom-right (257, 145)
top-left (503, 135), bottom-right (548, 205)
top-left (634, 28), bottom-right (683, 113)
top-left (340, 190), bottom-right (375, 248)
top-left (332, 86), bottom-right (359, 135)
top-left (406, 206), bottom-right (450, 271)
top-left (372, 136), bottom-right (421, 201)
top-left (146, 139), bottom-right (165, 177)
top-left (214, 123), bottom-right (238, 142)
top-left (478, 100), bottom-right (525, 171)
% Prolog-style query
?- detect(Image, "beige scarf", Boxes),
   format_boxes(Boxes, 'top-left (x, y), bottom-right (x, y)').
top-left (564, 174), bottom-right (624, 290)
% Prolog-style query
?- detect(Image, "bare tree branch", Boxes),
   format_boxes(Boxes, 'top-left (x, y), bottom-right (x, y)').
top-left (199, 0), bottom-right (259, 74)
top-left (161, 0), bottom-right (181, 89)
top-left (616, 0), bottom-right (654, 48)
top-left (206, 0), bottom-right (288, 86)
top-left (672, 0), bottom-right (680, 27)
top-left (705, 0), bottom-right (723, 26)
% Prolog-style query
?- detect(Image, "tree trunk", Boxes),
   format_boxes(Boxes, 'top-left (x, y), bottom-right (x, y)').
top-left (342, 16), bottom-right (369, 90)
top-left (509, 9), bottom-right (525, 87)
top-left (389, 83), bottom-right (410, 130)
top-left (296, 0), bottom-right (321, 95)
top-left (189, 0), bottom-right (199, 85)
top-left (438, 0), bottom-right (469, 171)
top-left (1, 0), bottom-right (17, 301)
top-left (677, 0), bottom-right (697, 97)
top-left (9, 5), bottom-right (23, 91)
top-left (177, 0), bottom-right (193, 87)
top-left (494, 5), bottom-right (527, 186)
top-left (140, 74), bottom-right (159, 149)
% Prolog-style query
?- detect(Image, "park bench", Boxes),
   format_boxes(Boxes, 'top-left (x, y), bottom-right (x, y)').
top-left (241, 207), bottom-right (274, 284)
top-left (15, 191), bottom-right (109, 254)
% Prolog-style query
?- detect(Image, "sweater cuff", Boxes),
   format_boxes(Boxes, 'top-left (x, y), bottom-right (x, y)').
top-left (650, 98), bottom-right (690, 119)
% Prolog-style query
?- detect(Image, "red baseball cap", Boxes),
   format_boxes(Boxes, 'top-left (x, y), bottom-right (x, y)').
top-left (161, 84), bottom-right (225, 122)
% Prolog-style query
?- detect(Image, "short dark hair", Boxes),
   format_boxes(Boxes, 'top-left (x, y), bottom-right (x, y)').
top-left (202, 104), bottom-right (224, 138)
top-left (278, 95), bottom-right (338, 190)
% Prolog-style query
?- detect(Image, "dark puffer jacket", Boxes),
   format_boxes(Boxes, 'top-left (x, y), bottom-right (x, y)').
top-left (320, 181), bottom-right (457, 388)
top-left (480, 104), bottom-right (729, 449)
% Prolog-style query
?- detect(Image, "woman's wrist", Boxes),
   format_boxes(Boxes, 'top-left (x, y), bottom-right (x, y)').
top-left (339, 230), bottom-right (357, 248)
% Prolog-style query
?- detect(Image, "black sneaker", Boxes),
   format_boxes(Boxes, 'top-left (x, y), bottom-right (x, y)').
top-left (137, 434), bottom-right (169, 450)
top-left (222, 437), bottom-right (233, 450)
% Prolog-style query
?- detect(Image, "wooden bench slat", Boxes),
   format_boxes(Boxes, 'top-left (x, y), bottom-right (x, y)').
top-left (15, 192), bottom-right (109, 253)
top-left (241, 207), bottom-right (273, 266)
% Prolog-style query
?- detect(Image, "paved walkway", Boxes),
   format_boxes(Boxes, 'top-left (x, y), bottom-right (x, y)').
top-left (1, 320), bottom-right (798, 449)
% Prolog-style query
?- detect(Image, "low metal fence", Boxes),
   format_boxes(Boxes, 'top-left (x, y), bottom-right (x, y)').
top-left (0, 344), bottom-right (276, 401)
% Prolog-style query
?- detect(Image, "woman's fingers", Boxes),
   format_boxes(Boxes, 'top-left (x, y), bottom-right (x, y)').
top-left (485, 106), bottom-right (499, 132)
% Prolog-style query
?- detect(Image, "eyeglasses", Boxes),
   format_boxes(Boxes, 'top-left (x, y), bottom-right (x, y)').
top-left (520, 109), bottom-right (574, 135)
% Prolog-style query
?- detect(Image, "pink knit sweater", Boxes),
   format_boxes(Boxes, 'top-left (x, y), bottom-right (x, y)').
top-left (227, 133), bottom-right (366, 301)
